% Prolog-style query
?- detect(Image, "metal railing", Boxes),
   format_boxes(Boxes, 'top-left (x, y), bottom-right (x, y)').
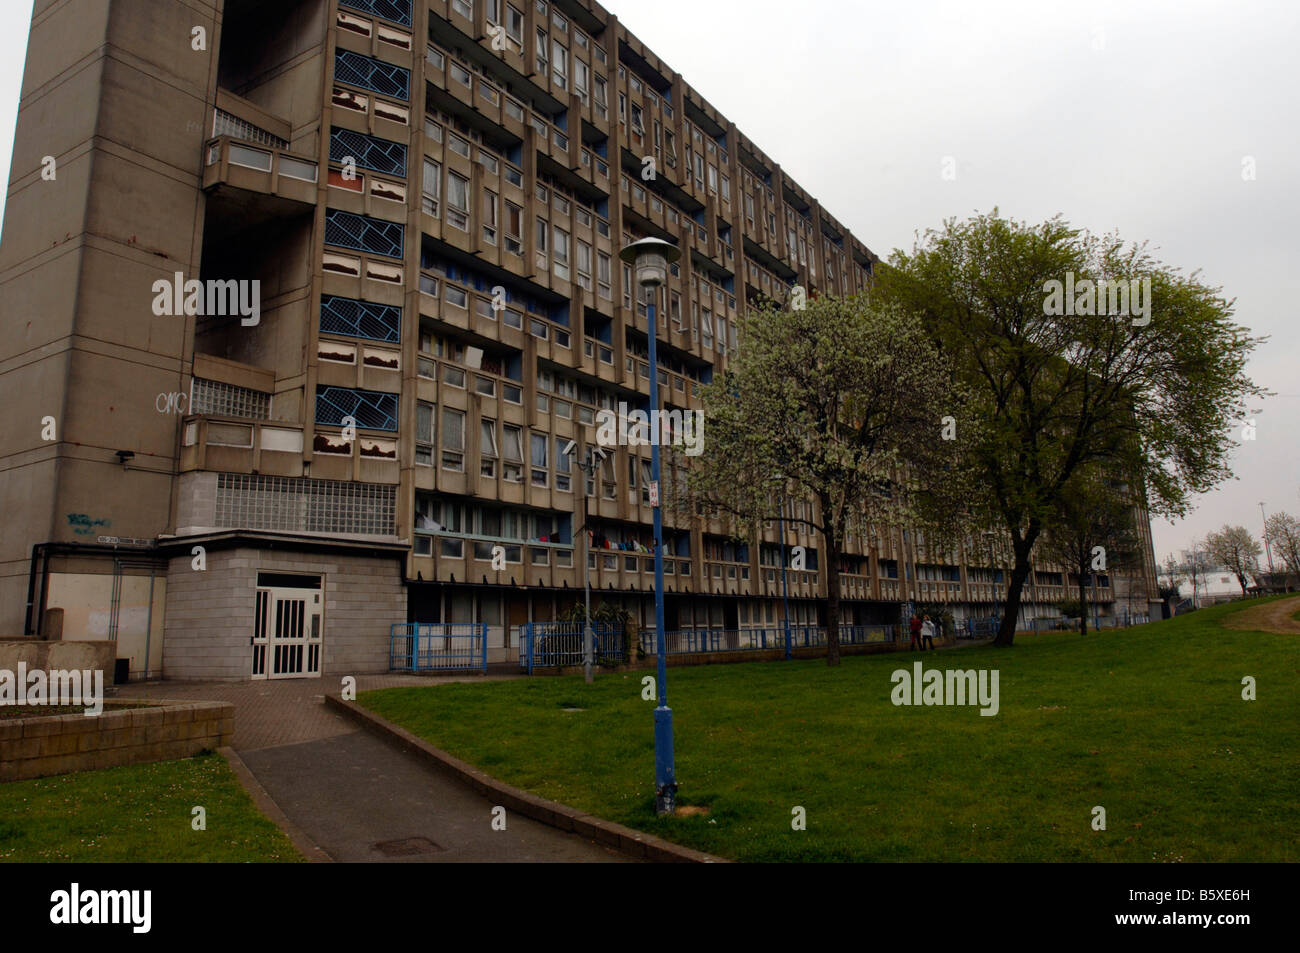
top-left (390, 622), bottom-right (487, 673)
top-left (521, 622), bottom-right (626, 673)
top-left (641, 625), bottom-right (900, 656)
top-left (962, 613), bottom-right (1151, 637)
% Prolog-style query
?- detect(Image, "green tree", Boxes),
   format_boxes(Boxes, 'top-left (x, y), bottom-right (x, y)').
top-left (1204, 525), bottom-right (1262, 596)
top-left (1037, 464), bottom-right (1142, 634)
top-left (872, 210), bottom-right (1266, 645)
top-left (686, 293), bottom-right (970, 666)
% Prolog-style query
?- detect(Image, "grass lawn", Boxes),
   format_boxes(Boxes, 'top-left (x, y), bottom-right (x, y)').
top-left (360, 598), bottom-right (1299, 862)
top-left (0, 752), bottom-right (301, 862)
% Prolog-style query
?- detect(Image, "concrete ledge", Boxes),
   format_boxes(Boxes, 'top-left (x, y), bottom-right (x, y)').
top-left (0, 700), bottom-right (234, 782)
top-left (325, 695), bottom-right (726, 864)
top-left (0, 640), bottom-right (116, 674)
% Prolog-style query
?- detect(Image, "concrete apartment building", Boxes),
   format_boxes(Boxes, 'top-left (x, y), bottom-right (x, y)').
top-left (1, 0), bottom-right (1161, 680)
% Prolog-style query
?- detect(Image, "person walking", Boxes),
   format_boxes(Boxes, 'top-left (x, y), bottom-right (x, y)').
top-left (921, 615), bottom-right (937, 651)
top-left (909, 614), bottom-right (923, 651)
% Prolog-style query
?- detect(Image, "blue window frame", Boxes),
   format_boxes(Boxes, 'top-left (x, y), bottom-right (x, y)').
top-left (339, 0), bottom-right (412, 26)
top-left (316, 386), bottom-right (399, 432)
top-left (320, 295), bottom-right (401, 343)
top-left (330, 128), bottom-right (407, 177)
top-left (334, 50), bottom-right (410, 101)
top-left (324, 209), bottom-right (404, 259)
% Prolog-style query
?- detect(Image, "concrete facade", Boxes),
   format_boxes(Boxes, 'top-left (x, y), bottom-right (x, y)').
top-left (1, 0), bottom-right (1161, 680)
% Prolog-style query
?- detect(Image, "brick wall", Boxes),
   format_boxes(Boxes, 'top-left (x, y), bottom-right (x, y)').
top-left (0, 700), bottom-right (234, 782)
top-left (162, 546), bottom-right (405, 680)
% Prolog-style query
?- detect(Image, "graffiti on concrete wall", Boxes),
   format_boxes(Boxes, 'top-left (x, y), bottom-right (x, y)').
top-left (66, 513), bottom-right (111, 536)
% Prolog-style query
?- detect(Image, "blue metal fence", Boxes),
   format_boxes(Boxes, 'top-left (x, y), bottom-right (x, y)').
top-left (391, 622), bottom-right (487, 673)
top-left (521, 622), bottom-right (626, 673)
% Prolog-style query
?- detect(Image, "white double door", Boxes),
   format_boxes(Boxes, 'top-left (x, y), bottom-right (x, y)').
top-left (252, 583), bottom-right (323, 679)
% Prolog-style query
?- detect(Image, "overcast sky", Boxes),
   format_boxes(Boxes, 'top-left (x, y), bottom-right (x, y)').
top-left (2, 0), bottom-right (1295, 565)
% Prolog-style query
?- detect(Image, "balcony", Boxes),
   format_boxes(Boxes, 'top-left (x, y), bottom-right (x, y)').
top-left (202, 136), bottom-right (319, 207)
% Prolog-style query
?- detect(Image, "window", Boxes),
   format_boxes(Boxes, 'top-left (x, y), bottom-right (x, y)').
top-left (445, 285), bottom-right (468, 309)
top-left (506, 4), bottom-right (524, 43)
top-left (530, 432), bottom-right (549, 486)
top-left (535, 217), bottom-right (548, 269)
top-left (552, 225), bottom-right (569, 279)
top-left (552, 40), bottom-right (567, 89)
top-left (486, 0), bottom-right (501, 24)
top-left (505, 201), bottom-right (523, 255)
top-left (443, 364), bottom-right (466, 388)
top-left (452, 0), bottom-right (473, 18)
top-left (597, 252), bottom-right (612, 299)
top-left (721, 175), bottom-right (731, 203)
top-left (631, 104), bottom-right (644, 133)
top-left (422, 158), bottom-right (440, 216)
top-left (480, 419), bottom-right (498, 478)
top-left (503, 425), bottom-right (524, 482)
top-left (442, 409), bottom-right (465, 471)
top-left (707, 164), bottom-right (718, 194)
top-left (425, 118), bottom-right (443, 142)
top-left (594, 76), bottom-right (607, 118)
top-left (574, 59), bottom-right (589, 101)
top-left (447, 172), bottom-right (469, 229)
top-left (450, 62), bottom-right (471, 88)
top-left (482, 188), bottom-right (498, 245)
top-left (416, 401), bottom-right (434, 466)
top-left (426, 46), bottom-right (445, 70)
top-left (576, 239), bottom-right (592, 290)
top-left (535, 28), bottom-right (548, 73)
top-left (448, 133), bottom-right (470, 158)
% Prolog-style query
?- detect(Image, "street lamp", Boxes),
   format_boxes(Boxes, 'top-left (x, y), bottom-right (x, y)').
top-left (620, 236), bottom-right (681, 816)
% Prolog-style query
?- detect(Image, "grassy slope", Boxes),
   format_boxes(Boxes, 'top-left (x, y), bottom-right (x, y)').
top-left (360, 599), bottom-right (1299, 862)
top-left (0, 752), bottom-right (301, 862)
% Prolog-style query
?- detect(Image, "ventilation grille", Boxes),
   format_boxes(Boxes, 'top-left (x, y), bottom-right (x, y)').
top-left (191, 378), bottom-right (270, 420)
top-left (320, 295), bottom-right (402, 343)
top-left (334, 50), bottom-right (410, 101)
top-left (325, 209), bottom-right (405, 259)
top-left (212, 109), bottom-right (288, 150)
top-left (216, 473), bottom-right (397, 536)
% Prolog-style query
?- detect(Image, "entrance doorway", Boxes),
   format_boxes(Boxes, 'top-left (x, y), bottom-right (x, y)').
top-left (252, 573), bottom-right (323, 679)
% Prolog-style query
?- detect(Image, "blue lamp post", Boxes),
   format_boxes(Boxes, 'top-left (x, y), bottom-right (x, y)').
top-left (620, 236), bottom-right (681, 816)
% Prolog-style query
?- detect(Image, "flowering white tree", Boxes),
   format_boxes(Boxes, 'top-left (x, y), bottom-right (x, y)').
top-left (686, 293), bottom-right (971, 666)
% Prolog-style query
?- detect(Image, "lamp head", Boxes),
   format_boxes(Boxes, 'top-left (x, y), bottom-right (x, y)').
top-left (619, 237), bottom-right (680, 289)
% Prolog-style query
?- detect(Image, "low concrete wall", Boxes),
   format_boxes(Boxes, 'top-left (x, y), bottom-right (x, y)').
top-left (0, 640), bottom-right (116, 675)
top-left (0, 700), bottom-right (235, 782)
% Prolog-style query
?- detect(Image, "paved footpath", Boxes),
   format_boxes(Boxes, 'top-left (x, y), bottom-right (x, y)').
top-left (119, 676), bottom-right (629, 863)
